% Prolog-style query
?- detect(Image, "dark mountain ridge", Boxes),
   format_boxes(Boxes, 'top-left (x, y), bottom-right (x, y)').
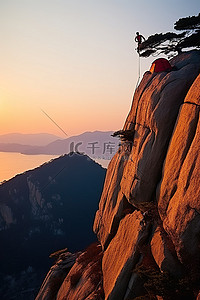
top-left (0, 153), bottom-right (106, 299)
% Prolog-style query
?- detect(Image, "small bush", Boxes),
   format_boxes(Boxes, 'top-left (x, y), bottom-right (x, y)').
top-left (112, 129), bottom-right (135, 141)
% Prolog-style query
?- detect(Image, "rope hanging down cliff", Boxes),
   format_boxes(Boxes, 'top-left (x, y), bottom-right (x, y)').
top-left (135, 54), bottom-right (141, 89)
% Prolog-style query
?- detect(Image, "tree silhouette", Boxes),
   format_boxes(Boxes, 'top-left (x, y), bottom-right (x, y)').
top-left (139, 13), bottom-right (200, 58)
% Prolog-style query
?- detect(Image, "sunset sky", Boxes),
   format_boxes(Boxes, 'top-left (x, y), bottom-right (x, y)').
top-left (0, 0), bottom-right (199, 137)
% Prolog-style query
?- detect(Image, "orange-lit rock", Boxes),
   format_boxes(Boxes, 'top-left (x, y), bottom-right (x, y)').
top-left (158, 73), bottom-right (200, 266)
top-left (36, 251), bottom-right (77, 300)
top-left (102, 211), bottom-right (144, 300)
top-left (93, 150), bottom-right (131, 249)
top-left (121, 51), bottom-right (200, 208)
top-left (36, 50), bottom-right (200, 300)
top-left (150, 226), bottom-right (183, 276)
top-left (94, 50), bottom-right (200, 250)
top-left (56, 243), bottom-right (104, 300)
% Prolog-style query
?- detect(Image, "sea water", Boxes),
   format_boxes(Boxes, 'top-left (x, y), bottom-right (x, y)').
top-left (0, 152), bottom-right (109, 182)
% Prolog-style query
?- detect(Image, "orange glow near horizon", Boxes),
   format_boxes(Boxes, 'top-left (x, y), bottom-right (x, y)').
top-left (0, 83), bottom-right (130, 137)
top-left (0, 1), bottom-right (198, 137)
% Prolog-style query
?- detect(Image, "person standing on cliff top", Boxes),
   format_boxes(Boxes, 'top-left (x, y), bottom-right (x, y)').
top-left (135, 32), bottom-right (145, 53)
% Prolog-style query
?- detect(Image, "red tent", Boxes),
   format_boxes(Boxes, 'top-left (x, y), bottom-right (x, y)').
top-left (149, 58), bottom-right (172, 73)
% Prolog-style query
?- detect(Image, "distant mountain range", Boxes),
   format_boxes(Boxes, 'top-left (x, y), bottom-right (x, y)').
top-left (0, 133), bottom-right (62, 146)
top-left (0, 131), bottom-right (118, 160)
top-left (0, 153), bottom-right (106, 299)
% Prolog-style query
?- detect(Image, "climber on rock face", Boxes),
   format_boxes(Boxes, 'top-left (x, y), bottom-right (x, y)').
top-left (135, 32), bottom-right (145, 53)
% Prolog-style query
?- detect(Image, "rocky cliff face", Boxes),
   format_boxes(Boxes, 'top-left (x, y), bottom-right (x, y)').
top-left (36, 50), bottom-right (200, 300)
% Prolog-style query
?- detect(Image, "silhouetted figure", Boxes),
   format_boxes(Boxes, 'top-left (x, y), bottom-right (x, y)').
top-left (135, 32), bottom-right (145, 53)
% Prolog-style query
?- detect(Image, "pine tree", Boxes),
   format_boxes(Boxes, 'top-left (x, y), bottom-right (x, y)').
top-left (139, 13), bottom-right (200, 58)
